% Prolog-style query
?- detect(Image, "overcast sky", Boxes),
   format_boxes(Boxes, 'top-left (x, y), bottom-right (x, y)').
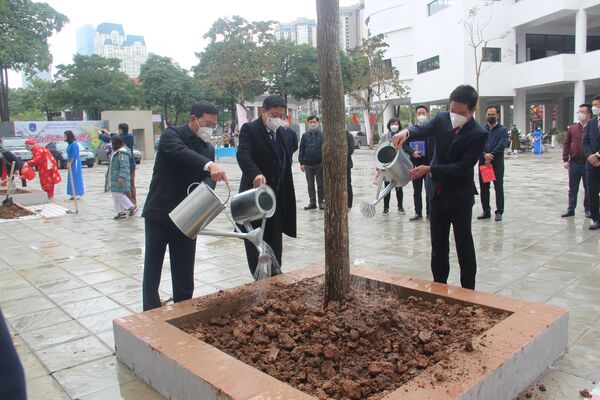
top-left (9, 0), bottom-right (358, 87)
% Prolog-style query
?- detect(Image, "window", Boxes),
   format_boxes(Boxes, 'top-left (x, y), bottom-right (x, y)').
top-left (523, 34), bottom-right (600, 61)
top-left (381, 58), bottom-right (392, 70)
top-left (482, 47), bottom-right (501, 62)
top-left (428, 0), bottom-right (452, 16)
top-left (417, 55), bottom-right (440, 74)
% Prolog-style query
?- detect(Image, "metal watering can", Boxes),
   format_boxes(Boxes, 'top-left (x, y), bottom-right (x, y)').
top-left (169, 182), bottom-right (277, 249)
top-left (360, 139), bottom-right (413, 217)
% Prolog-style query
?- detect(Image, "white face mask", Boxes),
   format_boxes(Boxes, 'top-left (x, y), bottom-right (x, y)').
top-left (390, 124), bottom-right (399, 133)
top-left (308, 123), bottom-right (319, 132)
top-left (577, 112), bottom-right (588, 123)
top-left (280, 120), bottom-right (289, 129)
top-left (416, 115), bottom-right (428, 124)
top-left (196, 127), bottom-right (213, 142)
top-left (265, 117), bottom-right (283, 132)
top-left (450, 112), bottom-right (468, 130)
top-left (592, 106), bottom-right (600, 116)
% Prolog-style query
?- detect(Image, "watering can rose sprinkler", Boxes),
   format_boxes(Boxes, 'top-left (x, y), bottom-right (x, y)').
top-left (360, 138), bottom-right (414, 218)
top-left (169, 181), bottom-right (278, 280)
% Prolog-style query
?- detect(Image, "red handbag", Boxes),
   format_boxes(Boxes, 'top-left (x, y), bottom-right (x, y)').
top-left (479, 165), bottom-right (496, 183)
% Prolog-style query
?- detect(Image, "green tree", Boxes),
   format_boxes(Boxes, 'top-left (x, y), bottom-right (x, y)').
top-left (347, 35), bottom-right (408, 147)
top-left (265, 40), bottom-right (321, 104)
top-left (53, 54), bottom-right (141, 120)
top-left (139, 54), bottom-right (196, 126)
top-left (194, 16), bottom-right (271, 130)
top-left (0, 0), bottom-right (67, 121)
top-left (9, 78), bottom-right (62, 121)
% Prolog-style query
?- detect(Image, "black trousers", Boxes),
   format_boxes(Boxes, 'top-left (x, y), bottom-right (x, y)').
top-left (383, 182), bottom-right (403, 210)
top-left (0, 311), bottom-right (26, 400)
top-left (430, 196), bottom-right (477, 289)
top-left (588, 168), bottom-right (600, 222)
top-left (567, 161), bottom-right (588, 212)
top-left (243, 205), bottom-right (283, 278)
top-left (412, 176), bottom-right (430, 217)
top-left (347, 168), bottom-right (353, 208)
top-left (479, 164), bottom-right (504, 215)
top-left (143, 217), bottom-right (197, 311)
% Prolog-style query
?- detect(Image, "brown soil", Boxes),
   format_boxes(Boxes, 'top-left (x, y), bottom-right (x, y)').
top-left (0, 203), bottom-right (34, 219)
top-left (182, 278), bottom-right (509, 399)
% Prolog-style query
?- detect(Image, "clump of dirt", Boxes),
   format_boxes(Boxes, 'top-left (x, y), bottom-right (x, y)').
top-left (0, 203), bottom-right (33, 219)
top-left (182, 278), bottom-right (509, 399)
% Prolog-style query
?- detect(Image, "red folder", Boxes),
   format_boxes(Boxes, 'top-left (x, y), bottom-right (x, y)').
top-left (479, 165), bottom-right (496, 183)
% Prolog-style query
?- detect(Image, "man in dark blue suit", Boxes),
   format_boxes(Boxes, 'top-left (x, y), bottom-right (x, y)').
top-left (392, 85), bottom-right (488, 289)
top-left (142, 101), bottom-right (229, 310)
top-left (583, 94), bottom-right (600, 230)
top-left (477, 105), bottom-right (508, 221)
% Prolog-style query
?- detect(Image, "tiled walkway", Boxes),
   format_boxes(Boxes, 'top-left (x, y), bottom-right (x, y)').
top-left (1, 147), bottom-right (598, 399)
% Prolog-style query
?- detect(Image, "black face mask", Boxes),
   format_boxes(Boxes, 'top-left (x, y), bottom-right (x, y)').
top-left (487, 117), bottom-right (497, 125)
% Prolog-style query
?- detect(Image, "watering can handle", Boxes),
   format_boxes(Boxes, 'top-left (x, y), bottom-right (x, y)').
top-left (187, 181), bottom-right (231, 204)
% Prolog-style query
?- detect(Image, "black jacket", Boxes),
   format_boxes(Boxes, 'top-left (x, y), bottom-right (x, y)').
top-left (298, 130), bottom-right (323, 166)
top-left (1, 151), bottom-right (24, 173)
top-left (347, 131), bottom-right (355, 169)
top-left (237, 117), bottom-right (297, 237)
top-left (284, 127), bottom-right (298, 155)
top-left (407, 112), bottom-right (488, 210)
top-left (142, 124), bottom-right (215, 224)
top-left (479, 123), bottom-right (508, 167)
top-left (584, 116), bottom-right (600, 173)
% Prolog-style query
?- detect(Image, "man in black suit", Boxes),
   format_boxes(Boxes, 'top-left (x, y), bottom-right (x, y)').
top-left (142, 101), bottom-right (228, 311)
top-left (237, 95), bottom-right (297, 278)
top-left (392, 85), bottom-right (488, 289)
top-left (584, 94), bottom-right (600, 230)
top-left (477, 105), bottom-right (508, 221)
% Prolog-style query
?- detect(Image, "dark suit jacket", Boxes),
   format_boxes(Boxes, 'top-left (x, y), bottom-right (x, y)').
top-left (347, 131), bottom-right (355, 169)
top-left (237, 118), bottom-right (297, 238)
top-left (143, 124), bottom-right (215, 224)
top-left (479, 123), bottom-right (508, 168)
top-left (583, 116), bottom-right (600, 173)
top-left (407, 112), bottom-right (488, 210)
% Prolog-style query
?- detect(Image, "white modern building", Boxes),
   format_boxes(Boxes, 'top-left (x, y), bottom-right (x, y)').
top-left (364, 0), bottom-right (600, 134)
top-left (274, 18), bottom-right (318, 47)
top-left (76, 23), bottom-right (148, 78)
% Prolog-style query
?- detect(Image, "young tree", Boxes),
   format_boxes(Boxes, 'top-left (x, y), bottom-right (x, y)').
top-left (461, 3), bottom-right (510, 101)
top-left (0, 0), bottom-right (67, 121)
top-left (139, 54), bottom-right (196, 126)
top-left (53, 54), bottom-right (141, 120)
top-left (347, 35), bottom-right (408, 147)
top-left (317, 0), bottom-right (350, 305)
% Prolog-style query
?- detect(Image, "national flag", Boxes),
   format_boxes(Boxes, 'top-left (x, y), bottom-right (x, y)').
top-left (352, 112), bottom-right (359, 125)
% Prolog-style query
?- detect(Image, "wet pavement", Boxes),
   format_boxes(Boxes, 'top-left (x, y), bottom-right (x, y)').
top-left (1, 147), bottom-right (598, 399)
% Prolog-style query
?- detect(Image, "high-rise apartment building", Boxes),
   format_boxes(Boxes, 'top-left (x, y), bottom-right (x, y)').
top-left (274, 18), bottom-right (318, 47)
top-left (340, 1), bottom-right (367, 52)
top-left (76, 23), bottom-right (147, 78)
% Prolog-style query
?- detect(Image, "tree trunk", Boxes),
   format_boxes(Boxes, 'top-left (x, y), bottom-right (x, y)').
top-left (0, 66), bottom-right (10, 121)
top-left (317, 0), bottom-right (350, 306)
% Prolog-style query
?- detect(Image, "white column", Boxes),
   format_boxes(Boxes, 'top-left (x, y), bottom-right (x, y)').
top-left (500, 104), bottom-right (506, 126)
top-left (575, 8), bottom-right (587, 55)
top-left (382, 104), bottom-right (395, 133)
top-left (574, 80), bottom-right (585, 123)
top-left (513, 89), bottom-right (527, 135)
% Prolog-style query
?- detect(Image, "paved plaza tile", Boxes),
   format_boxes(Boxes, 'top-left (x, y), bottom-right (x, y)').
top-left (1, 147), bottom-right (598, 399)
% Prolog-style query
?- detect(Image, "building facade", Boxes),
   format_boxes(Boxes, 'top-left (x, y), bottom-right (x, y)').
top-left (76, 23), bottom-right (148, 78)
top-left (340, 1), bottom-right (368, 51)
top-left (364, 0), bottom-right (600, 134)
top-left (274, 18), bottom-right (318, 47)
